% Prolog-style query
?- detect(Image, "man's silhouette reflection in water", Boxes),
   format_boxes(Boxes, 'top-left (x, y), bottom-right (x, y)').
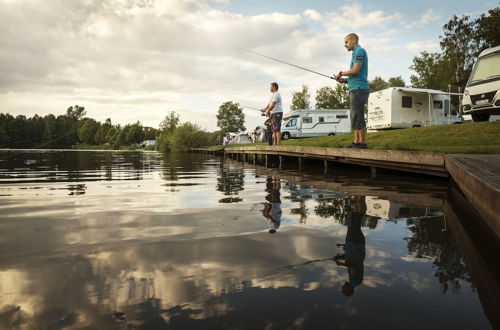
top-left (261, 176), bottom-right (282, 233)
top-left (334, 195), bottom-right (366, 296)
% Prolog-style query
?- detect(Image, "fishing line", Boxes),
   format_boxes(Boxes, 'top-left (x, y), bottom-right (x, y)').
top-left (238, 47), bottom-right (335, 80)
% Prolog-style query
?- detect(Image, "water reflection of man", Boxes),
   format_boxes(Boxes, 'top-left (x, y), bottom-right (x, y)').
top-left (334, 195), bottom-right (366, 296)
top-left (261, 176), bottom-right (282, 233)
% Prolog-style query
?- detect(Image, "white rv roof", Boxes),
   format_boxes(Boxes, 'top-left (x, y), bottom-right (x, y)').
top-left (395, 87), bottom-right (462, 96)
top-left (478, 45), bottom-right (500, 58)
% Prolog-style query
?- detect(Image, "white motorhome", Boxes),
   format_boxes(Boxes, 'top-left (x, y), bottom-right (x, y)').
top-left (461, 46), bottom-right (500, 122)
top-left (367, 87), bottom-right (463, 130)
top-left (280, 109), bottom-right (351, 140)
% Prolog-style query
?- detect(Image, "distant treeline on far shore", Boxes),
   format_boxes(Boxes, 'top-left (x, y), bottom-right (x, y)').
top-left (0, 106), bottom-right (221, 152)
top-left (0, 105), bottom-right (159, 150)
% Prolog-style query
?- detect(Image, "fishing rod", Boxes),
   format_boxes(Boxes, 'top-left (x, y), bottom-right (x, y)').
top-left (242, 105), bottom-right (261, 111)
top-left (238, 47), bottom-right (336, 80)
top-left (242, 105), bottom-right (268, 116)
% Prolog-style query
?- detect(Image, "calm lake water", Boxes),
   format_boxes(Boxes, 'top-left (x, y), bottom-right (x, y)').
top-left (0, 150), bottom-right (498, 329)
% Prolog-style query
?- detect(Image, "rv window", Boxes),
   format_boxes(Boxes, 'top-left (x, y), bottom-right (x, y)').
top-left (336, 115), bottom-right (348, 119)
top-left (444, 100), bottom-right (449, 115)
top-left (303, 117), bottom-right (312, 124)
top-left (433, 101), bottom-right (443, 109)
top-left (286, 119), bottom-right (297, 127)
top-left (319, 116), bottom-right (324, 123)
top-left (402, 96), bottom-right (412, 108)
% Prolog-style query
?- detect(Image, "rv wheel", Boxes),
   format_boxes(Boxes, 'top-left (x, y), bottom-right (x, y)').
top-left (471, 114), bottom-right (490, 122)
top-left (328, 133), bottom-right (335, 136)
top-left (282, 132), bottom-right (291, 140)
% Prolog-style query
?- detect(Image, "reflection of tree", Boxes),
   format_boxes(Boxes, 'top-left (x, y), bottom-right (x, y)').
top-left (216, 164), bottom-right (244, 203)
top-left (314, 198), bottom-right (380, 229)
top-left (160, 152), bottom-right (178, 182)
top-left (291, 200), bottom-right (308, 223)
top-left (314, 198), bottom-right (352, 222)
top-left (406, 217), bottom-right (471, 294)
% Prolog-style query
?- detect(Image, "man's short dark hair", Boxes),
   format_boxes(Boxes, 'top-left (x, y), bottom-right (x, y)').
top-left (345, 33), bottom-right (359, 42)
top-left (271, 82), bottom-right (279, 90)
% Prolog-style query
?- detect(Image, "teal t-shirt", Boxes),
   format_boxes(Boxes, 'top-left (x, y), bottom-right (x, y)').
top-left (347, 45), bottom-right (369, 91)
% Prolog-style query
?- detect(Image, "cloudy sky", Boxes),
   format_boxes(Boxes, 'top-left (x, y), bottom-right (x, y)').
top-left (0, 0), bottom-right (496, 131)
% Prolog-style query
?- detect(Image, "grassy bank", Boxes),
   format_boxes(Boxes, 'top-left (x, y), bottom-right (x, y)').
top-left (209, 121), bottom-right (500, 154)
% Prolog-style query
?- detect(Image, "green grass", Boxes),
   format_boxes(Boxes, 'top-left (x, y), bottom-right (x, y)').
top-left (208, 121), bottom-right (500, 154)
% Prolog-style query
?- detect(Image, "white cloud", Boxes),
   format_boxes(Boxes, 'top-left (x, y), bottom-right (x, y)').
top-left (321, 3), bottom-right (403, 31)
top-left (303, 9), bottom-right (322, 21)
top-left (405, 9), bottom-right (440, 28)
top-left (405, 40), bottom-right (441, 53)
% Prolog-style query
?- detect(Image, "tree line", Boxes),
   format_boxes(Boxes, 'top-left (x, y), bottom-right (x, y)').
top-left (0, 105), bottom-right (159, 149)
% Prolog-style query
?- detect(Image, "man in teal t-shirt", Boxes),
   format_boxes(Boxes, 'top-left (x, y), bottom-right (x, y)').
top-left (335, 33), bottom-right (369, 149)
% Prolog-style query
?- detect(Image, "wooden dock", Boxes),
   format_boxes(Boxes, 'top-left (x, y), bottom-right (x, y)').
top-left (445, 154), bottom-right (500, 238)
top-left (194, 146), bottom-right (448, 177)
top-left (191, 146), bottom-right (500, 238)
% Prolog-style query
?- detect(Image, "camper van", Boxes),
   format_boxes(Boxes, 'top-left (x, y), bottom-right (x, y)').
top-left (461, 46), bottom-right (500, 122)
top-left (367, 87), bottom-right (463, 130)
top-left (280, 109), bottom-right (351, 140)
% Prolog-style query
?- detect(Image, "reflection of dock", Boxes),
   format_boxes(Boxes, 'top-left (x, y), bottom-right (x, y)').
top-left (445, 185), bottom-right (500, 330)
top-left (192, 147), bottom-right (500, 239)
top-left (225, 158), bottom-right (447, 210)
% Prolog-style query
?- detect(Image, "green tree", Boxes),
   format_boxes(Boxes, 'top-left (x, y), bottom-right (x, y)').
top-left (290, 84), bottom-right (311, 110)
top-left (410, 7), bottom-right (500, 91)
top-left (315, 84), bottom-right (349, 109)
top-left (410, 51), bottom-right (444, 89)
top-left (387, 76), bottom-right (406, 87)
top-left (78, 118), bottom-right (100, 145)
top-left (369, 76), bottom-right (389, 92)
top-left (143, 127), bottom-right (158, 140)
top-left (169, 122), bottom-right (211, 151)
top-left (160, 111), bottom-right (180, 134)
top-left (66, 105), bottom-right (86, 120)
top-left (94, 118), bottom-right (112, 145)
top-left (440, 15), bottom-right (477, 87)
top-left (125, 121), bottom-right (145, 144)
top-left (42, 114), bottom-right (57, 148)
top-left (216, 101), bottom-right (245, 135)
top-left (475, 7), bottom-right (500, 51)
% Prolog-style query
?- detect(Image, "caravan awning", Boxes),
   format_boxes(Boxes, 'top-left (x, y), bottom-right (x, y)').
top-left (396, 87), bottom-right (462, 96)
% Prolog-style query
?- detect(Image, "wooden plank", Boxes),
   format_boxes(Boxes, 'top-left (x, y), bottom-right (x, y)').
top-left (224, 146), bottom-right (444, 166)
top-left (446, 154), bottom-right (500, 238)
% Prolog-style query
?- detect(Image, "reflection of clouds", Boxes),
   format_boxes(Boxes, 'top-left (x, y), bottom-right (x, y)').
top-left (0, 270), bottom-right (39, 317)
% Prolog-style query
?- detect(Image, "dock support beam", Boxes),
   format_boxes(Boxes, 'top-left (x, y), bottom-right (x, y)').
top-left (279, 156), bottom-right (283, 170)
top-left (371, 166), bottom-right (377, 179)
top-left (298, 158), bottom-right (302, 171)
top-left (324, 160), bottom-right (328, 175)
top-left (253, 154), bottom-right (257, 165)
top-left (265, 155), bottom-right (269, 167)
